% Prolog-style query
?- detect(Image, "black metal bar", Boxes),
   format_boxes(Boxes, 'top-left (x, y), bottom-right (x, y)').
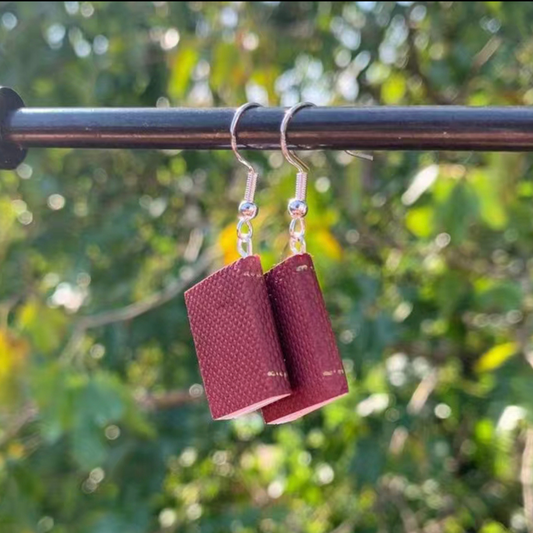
top-left (0, 87), bottom-right (26, 169)
top-left (5, 105), bottom-right (533, 153)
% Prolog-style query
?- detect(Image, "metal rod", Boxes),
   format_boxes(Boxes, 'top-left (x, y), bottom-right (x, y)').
top-left (5, 106), bottom-right (533, 152)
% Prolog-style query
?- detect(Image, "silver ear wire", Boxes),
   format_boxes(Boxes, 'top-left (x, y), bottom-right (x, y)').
top-left (230, 102), bottom-right (262, 258)
top-left (345, 150), bottom-right (374, 161)
top-left (280, 103), bottom-right (313, 175)
top-left (280, 102), bottom-right (316, 254)
top-left (231, 103), bottom-right (261, 180)
top-left (279, 104), bottom-right (373, 254)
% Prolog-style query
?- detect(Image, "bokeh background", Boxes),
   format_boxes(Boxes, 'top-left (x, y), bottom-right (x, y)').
top-left (1, 2), bottom-right (533, 532)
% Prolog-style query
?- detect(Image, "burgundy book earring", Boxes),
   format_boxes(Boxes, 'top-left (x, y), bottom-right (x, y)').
top-left (262, 102), bottom-right (349, 424)
top-left (185, 103), bottom-right (291, 420)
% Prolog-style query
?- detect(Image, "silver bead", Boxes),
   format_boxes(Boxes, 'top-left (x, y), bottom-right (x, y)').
top-left (288, 198), bottom-right (308, 218)
top-left (238, 201), bottom-right (258, 220)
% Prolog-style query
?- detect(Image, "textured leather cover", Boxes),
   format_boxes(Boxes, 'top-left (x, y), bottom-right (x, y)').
top-left (184, 255), bottom-right (291, 420)
top-left (262, 253), bottom-right (348, 424)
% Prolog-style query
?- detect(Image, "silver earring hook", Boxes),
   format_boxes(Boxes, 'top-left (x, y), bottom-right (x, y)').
top-left (279, 103), bottom-right (372, 254)
top-left (280, 102), bottom-right (315, 174)
top-left (280, 102), bottom-right (316, 255)
top-left (346, 150), bottom-right (374, 161)
top-left (230, 102), bottom-right (261, 180)
top-left (231, 102), bottom-right (262, 258)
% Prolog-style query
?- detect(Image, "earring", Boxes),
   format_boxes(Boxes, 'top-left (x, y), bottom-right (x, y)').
top-left (262, 103), bottom-right (349, 424)
top-left (185, 103), bottom-right (291, 420)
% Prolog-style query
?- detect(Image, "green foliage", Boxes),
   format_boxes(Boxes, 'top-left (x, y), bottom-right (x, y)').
top-left (0, 2), bottom-right (533, 532)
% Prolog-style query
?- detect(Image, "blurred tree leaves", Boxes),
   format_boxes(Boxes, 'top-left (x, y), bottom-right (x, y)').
top-left (0, 2), bottom-right (532, 533)
top-left (0, 328), bottom-right (28, 406)
top-left (16, 299), bottom-right (67, 354)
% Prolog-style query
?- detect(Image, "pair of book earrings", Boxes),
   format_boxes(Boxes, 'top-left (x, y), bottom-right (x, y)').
top-left (185, 102), bottom-right (348, 424)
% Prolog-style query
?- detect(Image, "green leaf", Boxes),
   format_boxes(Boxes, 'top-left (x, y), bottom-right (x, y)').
top-left (79, 373), bottom-right (125, 427)
top-left (406, 206), bottom-right (434, 238)
top-left (168, 46), bottom-right (198, 101)
top-left (381, 72), bottom-right (406, 104)
top-left (210, 42), bottom-right (246, 93)
top-left (436, 181), bottom-right (479, 241)
top-left (71, 421), bottom-right (107, 471)
top-left (475, 280), bottom-right (522, 312)
top-left (16, 299), bottom-right (67, 354)
top-left (31, 364), bottom-right (75, 441)
top-left (476, 342), bottom-right (518, 373)
top-left (435, 271), bottom-right (469, 317)
top-left (469, 168), bottom-right (508, 229)
top-left (480, 522), bottom-right (509, 533)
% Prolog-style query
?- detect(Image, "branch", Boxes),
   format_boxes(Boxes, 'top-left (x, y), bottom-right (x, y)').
top-left (0, 406), bottom-right (38, 448)
top-left (138, 389), bottom-right (204, 411)
top-left (407, 369), bottom-right (438, 416)
top-left (60, 250), bottom-right (217, 362)
top-left (454, 36), bottom-right (502, 103)
top-left (5, 253), bottom-right (214, 444)
top-left (78, 251), bottom-right (215, 330)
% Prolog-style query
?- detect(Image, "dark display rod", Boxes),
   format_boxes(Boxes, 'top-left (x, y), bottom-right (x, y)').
top-left (1, 86), bottom-right (533, 169)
